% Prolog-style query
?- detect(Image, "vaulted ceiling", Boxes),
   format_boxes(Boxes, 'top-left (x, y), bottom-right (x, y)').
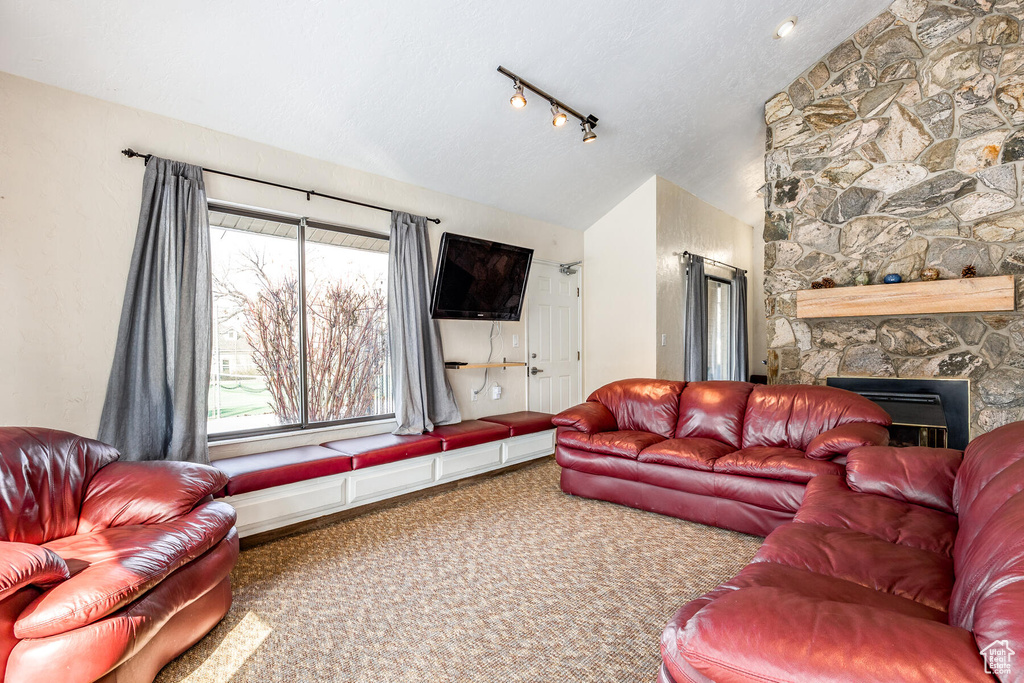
top-left (0, 0), bottom-right (892, 229)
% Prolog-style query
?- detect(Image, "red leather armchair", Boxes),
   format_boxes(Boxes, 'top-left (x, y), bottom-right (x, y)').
top-left (553, 379), bottom-right (891, 536)
top-left (661, 420), bottom-right (1024, 682)
top-left (0, 427), bottom-right (238, 683)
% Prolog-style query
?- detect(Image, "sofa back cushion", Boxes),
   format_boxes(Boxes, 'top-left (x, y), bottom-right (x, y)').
top-left (587, 379), bottom-right (686, 438)
top-left (953, 422), bottom-right (1024, 528)
top-left (949, 423), bottom-right (1024, 636)
top-left (947, 489), bottom-right (1024, 659)
top-left (741, 385), bottom-right (891, 451)
top-left (675, 381), bottom-right (754, 449)
top-left (0, 428), bottom-right (119, 544)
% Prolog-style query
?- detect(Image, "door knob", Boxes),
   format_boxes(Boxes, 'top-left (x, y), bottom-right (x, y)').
top-left (530, 367), bottom-right (544, 376)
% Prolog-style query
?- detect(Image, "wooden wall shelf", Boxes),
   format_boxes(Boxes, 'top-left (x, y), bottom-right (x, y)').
top-left (444, 362), bottom-right (528, 370)
top-left (796, 275), bottom-right (1016, 319)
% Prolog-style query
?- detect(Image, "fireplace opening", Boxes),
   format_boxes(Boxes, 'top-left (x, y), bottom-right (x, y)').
top-left (826, 378), bottom-right (971, 450)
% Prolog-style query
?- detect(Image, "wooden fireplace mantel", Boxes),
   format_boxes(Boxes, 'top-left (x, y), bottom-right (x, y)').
top-left (796, 275), bottom-right (1016, 319)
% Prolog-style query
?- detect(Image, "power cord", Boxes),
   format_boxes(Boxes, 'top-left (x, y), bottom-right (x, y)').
top-left (474, 321), bottom-right (503, 398)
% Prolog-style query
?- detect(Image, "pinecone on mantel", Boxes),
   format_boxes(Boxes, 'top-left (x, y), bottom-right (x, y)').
top-left (962, 265), bottom-right (977, 279)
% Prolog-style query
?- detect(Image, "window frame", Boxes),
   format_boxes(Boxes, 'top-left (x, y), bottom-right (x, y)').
top-left (704, 274), bottom-right (733, 382)
top-left (207, 200), bottom-right (394, 443)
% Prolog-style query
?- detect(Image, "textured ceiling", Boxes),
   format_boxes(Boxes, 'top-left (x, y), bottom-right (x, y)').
top-left (0, 0), bottom-right (892, 230)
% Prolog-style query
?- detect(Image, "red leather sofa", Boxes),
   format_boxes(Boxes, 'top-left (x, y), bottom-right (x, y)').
top-left (553, 379), bottom-right (891, 536)
top-left (660, 420), bottom-right (1024, 683)
top-left (0, 427), bottom-right (238, 683)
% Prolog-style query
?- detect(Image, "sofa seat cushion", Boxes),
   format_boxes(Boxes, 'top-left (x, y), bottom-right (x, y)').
top-left (705, 562), bottom-right (948, 624)
top-left (16, 501), bottom-right (236, 639)
top-left (557, 429), bottom-right (665, 459)
top-left (427, 420), bottom-right (509, 451)
top-left (214, 446), bottom-right (352, 497)
top-left (713, 447), bottom-right (843, 484)
top-left (753, 522), bottom-right (954, 612)
top-left (322, 433), bottom-right (443, 470)
top-left (672, 586), bottom-right (990, 683)
top-left (479, 411), bottom-right (553, 436)
top-left (796, 475), bottom-right (958, 557)
top-left (637, 438), bottom-right (734, 472)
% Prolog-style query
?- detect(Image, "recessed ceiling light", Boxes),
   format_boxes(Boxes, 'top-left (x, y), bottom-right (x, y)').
top-left (774, 16), bottom-right (797, 39)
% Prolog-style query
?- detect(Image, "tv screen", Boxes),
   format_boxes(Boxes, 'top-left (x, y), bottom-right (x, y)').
top-left (430, 233), bottom-right (534, 321)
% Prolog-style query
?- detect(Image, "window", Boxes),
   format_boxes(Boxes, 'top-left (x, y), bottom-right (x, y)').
top-left (207, 203), bottom-right (392, 439)
top-left (706, 276), bottom-right (733, 381)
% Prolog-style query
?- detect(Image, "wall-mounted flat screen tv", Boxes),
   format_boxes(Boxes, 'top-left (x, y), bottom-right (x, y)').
top-left (430, 233), bottom-right (534, 321)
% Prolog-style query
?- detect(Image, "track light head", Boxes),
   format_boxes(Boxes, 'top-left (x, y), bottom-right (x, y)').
top-left (582, 121), bottom-right (597, 143)
top-left (510, 81), bottom-right (527, 108)
top-left (551, 103), bottom-right (567, 127)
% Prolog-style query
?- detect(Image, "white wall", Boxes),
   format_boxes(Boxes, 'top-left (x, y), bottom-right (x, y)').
top-left (0, 71), bottom-right (582, 457)
top-left (582, 175), bottom-right (767, 395)
top-left (582, 177), bottom-right (658, 395)
top-left (655, 176), bottom-right (764, 379)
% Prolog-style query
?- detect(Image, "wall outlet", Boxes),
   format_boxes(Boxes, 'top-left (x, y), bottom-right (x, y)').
top-left (512, 334), bottom-right (519, 348)
top-left (471, 390), bottom-right (479, 402)
top-left (491, 385), bottom-right (502, 400)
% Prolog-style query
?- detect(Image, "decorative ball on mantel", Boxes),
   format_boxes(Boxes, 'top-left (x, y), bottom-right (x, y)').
top-left (962, 265), bottom-right (977, 279)
top-left (810, 280), bottom-right (824, 289)
top-left (883, 273), bottom-right (903, 284)
top-left (854, 272), bottom-right (870, 286)
top-left (921, 267), bottom-right (940, 281)
top-left (820, 277), bottom-right (836, 289)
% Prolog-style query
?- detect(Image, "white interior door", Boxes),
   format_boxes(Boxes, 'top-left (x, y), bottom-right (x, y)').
top-left (526, 262), bottom-right (581, 413)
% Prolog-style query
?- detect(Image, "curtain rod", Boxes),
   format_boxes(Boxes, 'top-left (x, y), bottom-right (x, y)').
top-left (674, 250), bottom-right (746, 274)
top-left (121, 148), bottom-right (441, 224)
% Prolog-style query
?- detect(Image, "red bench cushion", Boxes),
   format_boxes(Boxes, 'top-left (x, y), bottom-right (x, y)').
top-left (214, 446), bottom-right (352, 496)
top-left (322, 433), bottom-right (443, 470)
top-left (479, 411), bottom-right (554, 436)
top-left (428, 420), bottom-right (510, 451)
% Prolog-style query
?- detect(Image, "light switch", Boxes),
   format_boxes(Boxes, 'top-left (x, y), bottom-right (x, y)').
top-left (661, 334), bottom-right (667, 347)
top-left (512, 334), bottom-right (519, 348)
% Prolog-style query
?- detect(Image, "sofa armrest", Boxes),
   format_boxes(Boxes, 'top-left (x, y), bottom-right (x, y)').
top-left (77, 461), bottom-right (230, 533)
top-left (805, 423), bottom-right (890, 460)
top-left (0, 543), bottom-right (70, 601)
top-left (676, 587), bottom-right (990, 683)
top-left (846, 446), bottom-right (963, 514)
top-left (552, 402), bottom-right (617, 434)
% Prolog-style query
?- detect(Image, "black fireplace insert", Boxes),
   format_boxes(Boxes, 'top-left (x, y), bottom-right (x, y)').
top-left (826, 377), bottom-right (971, 450)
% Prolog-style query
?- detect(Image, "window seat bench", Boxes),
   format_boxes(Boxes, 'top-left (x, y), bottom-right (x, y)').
top-left (213, 411), bottom-right (554, 538)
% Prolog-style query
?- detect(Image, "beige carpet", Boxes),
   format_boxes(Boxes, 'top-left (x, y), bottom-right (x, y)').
top-left (157, 458), bottom-right (762, 683)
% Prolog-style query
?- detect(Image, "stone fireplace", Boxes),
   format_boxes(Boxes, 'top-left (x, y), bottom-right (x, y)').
top-left (763, 1), bottom-right (1024, 437)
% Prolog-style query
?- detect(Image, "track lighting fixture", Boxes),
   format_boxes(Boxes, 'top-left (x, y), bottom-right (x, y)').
top-left (582, 121), bottom-right (597, 143)
top-left (497, 66), bottom-right (600, 144)
top-left (510, 81), bottom-right (527, 108)
top-left (551, 103), bottom-right (567, 127)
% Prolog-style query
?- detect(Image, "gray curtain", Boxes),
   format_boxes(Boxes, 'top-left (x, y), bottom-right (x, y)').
top-left (682, 254), bottom-right (707, 381)
top-left (388, 212), bottom-right (461, 434)
top-left (730, 270), bottom-right (749, 382)
top-left (98, 157), bottom-right (211, 463)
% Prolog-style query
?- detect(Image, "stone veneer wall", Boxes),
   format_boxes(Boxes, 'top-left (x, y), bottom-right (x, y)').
top-left (764, 0), bottom-right (1024, 436)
